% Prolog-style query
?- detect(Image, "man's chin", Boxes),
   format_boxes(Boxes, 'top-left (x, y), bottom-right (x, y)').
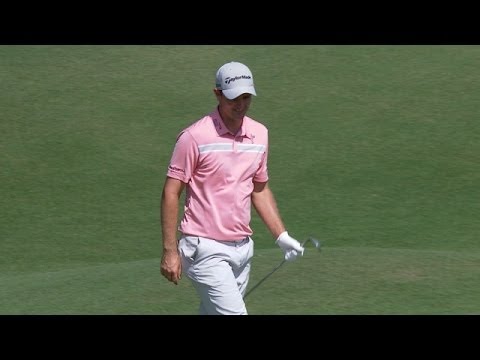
top-left (234, 113), bottom-right (246, 121)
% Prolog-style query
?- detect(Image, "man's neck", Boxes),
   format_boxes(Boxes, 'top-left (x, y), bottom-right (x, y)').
top-left (218, 107), bottom-right (243, 135)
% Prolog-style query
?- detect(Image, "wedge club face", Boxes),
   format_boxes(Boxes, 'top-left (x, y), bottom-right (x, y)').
top-left (303, 237), bottom-right (321, 251)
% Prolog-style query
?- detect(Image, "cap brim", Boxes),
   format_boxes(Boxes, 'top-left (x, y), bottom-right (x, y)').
top-left (222, 86), bottom-right (257, 100)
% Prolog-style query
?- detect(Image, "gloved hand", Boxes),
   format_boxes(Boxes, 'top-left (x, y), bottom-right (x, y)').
top-left (276, 231), bottom-right (304, 261)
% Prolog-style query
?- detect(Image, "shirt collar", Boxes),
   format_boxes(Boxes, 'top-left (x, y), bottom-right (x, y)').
top-left (211, 107), bottom-right (254, 140)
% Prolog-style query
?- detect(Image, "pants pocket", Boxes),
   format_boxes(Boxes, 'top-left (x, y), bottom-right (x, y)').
top-left (247, 236), bottom-right (255, 261)
top-left (179, 235), bottom-right (200, 263)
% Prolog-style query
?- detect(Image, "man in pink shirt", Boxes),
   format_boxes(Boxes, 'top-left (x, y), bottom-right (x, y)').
top-left (160, 61), bottom-right (304, 315)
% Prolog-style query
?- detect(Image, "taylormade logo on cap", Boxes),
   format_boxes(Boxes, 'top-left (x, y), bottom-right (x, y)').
top-left (215, 61), bottom-right (257, 100)
top-left (224, 74), bottom-right (252, 84)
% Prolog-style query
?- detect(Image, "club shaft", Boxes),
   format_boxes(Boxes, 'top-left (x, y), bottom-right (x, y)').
top-left (244, 236), bottom-right (320, 300)
top-left (243, 259), bottom-right (286, 299)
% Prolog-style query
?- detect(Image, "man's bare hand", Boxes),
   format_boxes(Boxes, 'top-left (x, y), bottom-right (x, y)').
top-left (160, 249), bottom-right (182, 285)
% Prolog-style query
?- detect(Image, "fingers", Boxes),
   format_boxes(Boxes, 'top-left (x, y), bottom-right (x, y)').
top-left (161, 268), bottom-right (181, 285)
top-left (160, 253), bottom-right (182, 284)
top-left (284, 250), bottom-right (295, 261)
top-left (294, 243), bottom-right (305, 254)
top-left (163, 272), bottom-right (180, 285)
top-left (284, 249), bottom-right (303, 261)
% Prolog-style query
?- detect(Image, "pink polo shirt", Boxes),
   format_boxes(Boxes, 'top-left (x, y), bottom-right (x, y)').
top-left (166, 107), bottom-right (269, 241)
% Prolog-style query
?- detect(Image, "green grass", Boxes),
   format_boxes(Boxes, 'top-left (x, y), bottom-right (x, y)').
top-left (248, 246), bottom-right (480, 315)
top-left (2, 246), bottom-right (478, 314)
top-left (1, 45), bottom-right (479, 314)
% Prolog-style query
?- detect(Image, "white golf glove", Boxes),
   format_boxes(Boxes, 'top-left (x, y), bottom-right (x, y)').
top-left (276, 231), bottom-right (304, 261)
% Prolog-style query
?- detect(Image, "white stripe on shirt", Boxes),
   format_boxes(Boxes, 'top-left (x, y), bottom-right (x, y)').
top-left (198, 143), bottom-right (266, 154)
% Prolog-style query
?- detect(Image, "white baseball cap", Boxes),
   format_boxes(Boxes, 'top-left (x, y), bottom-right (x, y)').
top-left (215, 61), bottom-right (257, 100)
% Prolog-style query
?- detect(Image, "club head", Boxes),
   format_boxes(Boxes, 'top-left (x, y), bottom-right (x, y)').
top-left (302, 237), bottom-right (321, 251)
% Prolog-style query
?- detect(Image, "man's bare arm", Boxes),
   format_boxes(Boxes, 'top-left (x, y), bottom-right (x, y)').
top-left (160, 177), bottom-right (185, 284)
top-left (251, 181), bottom-right (286, 239)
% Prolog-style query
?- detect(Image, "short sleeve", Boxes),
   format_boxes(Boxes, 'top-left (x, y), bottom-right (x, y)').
top-left (166, 130), bottom-right (198, 183)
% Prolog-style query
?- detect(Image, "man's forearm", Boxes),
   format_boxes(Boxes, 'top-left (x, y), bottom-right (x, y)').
top-left (161, 190), bottom-right (180, 252)
top-left (251, 184), bottom-right (286, 239)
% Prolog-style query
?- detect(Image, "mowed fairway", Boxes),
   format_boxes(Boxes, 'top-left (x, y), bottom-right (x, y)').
top-left (1, 45), bottom-right (479, 314)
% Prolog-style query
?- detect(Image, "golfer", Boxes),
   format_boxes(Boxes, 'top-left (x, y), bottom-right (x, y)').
top-left (160, 61), bottom-right (304, 315)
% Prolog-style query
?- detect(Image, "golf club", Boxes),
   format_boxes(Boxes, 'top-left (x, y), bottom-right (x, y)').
top-left (243, 236), bottom-right (321, 299)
